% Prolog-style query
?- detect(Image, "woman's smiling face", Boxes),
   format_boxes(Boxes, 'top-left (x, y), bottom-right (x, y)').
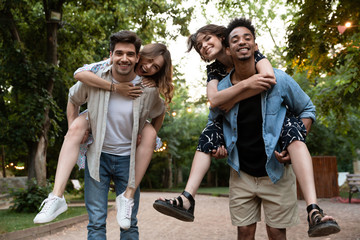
top-left (135, 55), bottom-right (165, 76)
top-left (196, 33), bottom-right (223, 61)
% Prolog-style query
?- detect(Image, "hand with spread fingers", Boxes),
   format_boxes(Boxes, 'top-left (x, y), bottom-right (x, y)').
top-left (114, 82), bottom-right (143, 99)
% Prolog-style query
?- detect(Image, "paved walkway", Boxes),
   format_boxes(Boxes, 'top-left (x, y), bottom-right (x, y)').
top-left (33, 192), bottom-right (359, 240)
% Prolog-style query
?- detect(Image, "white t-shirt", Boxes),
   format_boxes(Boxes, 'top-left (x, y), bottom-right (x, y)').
top-left (102, 76), bottom-right (141, 156)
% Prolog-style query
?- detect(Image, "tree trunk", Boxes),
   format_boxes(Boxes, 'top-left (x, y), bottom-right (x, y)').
top-left (34, 134), bottom-right (48, 186)
top-left (215, 170), bottom-right (218, 188)
top-left (32, 12), bottom-right (58, 186)
top-left (1, 146), bottom-right (6, 178)
top-left (206, 171), bottom-right (212, 187)
top-left (167, 156), bottom-right (173, 188)
top-left (177, 167), bottom-right (183, 185)
top-left (27, 142), bottom-right (37, 180)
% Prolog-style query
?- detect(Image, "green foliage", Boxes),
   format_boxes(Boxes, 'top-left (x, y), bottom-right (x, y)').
top-left (9, 179), bottom-right (52, 213)
top-left (286, 0), bottom-right (360, 128)
top-left (291, 69), bottom-right (360, 172)
top-left (306, 121), bottom-right (356, 172)
top-left (284, 0), bottom-right (360, 171)
top-left (65, 178), bottom-right (85, 199)
top-left (0, 0), bottom-right (193, 177)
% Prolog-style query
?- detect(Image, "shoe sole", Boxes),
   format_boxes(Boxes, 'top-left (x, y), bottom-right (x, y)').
top-left (153, 200), bottom-right (194, 222)
top-left (308, 221), bottom-right (341, 237)
top-left (34, 204), bottom-right (68, 224)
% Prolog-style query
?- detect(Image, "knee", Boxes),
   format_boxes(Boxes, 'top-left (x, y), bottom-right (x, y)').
top-left (87, 210), bottom-right (107, 229)
top-left (90, 222), bottom-right (106, 231)
top-left (237, 224), bottom-right (256, 240)
top-left (66, 121), bottom-right (87, 139)
top-left (87, 221), bottom-right (106, 239)
top-left (287, 140), bottom-right (308, 153)
top-left (289, 140), bottom-right (303, 147)
top-left (142, 123), bottom-right (157, 138)
top-left (266, 225), bottom-right (286, 240)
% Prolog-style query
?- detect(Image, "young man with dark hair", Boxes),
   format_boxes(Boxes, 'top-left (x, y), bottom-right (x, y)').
top-left (67, 30), bottom-right (165, 240)
top-left (208, 18), bottom-right (316, 239)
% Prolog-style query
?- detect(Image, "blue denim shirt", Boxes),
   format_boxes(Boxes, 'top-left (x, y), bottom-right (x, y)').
top-left (208, 68), bottom-right (316, 183)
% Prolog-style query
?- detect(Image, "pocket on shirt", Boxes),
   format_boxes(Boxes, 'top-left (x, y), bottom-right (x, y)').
top-left (265, 94), bottom-right (282, 115)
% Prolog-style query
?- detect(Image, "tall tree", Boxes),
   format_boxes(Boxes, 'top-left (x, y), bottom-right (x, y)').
top-left (0, 0), bottom-right (193, 185)
top-left (31, 0), bottom-right (64, 186)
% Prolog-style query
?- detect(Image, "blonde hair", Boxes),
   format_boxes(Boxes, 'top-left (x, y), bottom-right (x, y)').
top-left (140, 43), bottom-right (174, 105)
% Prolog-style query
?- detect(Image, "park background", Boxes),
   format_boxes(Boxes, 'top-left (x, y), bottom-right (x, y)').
top-left (0, 0), bottom-right (359, 202)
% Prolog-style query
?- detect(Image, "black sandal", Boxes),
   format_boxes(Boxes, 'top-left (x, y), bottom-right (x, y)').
top-left (153, 191), bottom-right (195, 222)
top-left (307, 204), bottom-right (341, 237)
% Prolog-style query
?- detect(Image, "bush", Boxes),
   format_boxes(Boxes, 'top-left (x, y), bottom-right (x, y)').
top-left (65, 179), bottom-right (85, 199)
top-left (9, 179), bottom-right (52, 213)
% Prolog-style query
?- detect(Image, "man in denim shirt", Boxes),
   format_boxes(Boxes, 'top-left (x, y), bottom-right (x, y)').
top-left (208, 18), bottom-right (316, 239)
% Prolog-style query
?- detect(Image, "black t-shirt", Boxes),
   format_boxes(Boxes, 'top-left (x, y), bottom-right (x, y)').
top-left (236, 94), bottom-right (267, 177)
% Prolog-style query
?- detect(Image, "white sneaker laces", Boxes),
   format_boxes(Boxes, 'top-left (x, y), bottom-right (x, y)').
top-left (39, 196), bottom-right (56, 212)
top-left (123, 198), bottom-right (132, 218)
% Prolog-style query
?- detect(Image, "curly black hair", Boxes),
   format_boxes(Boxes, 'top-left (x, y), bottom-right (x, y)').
top-left (225, 18), bottom-right (256, 47)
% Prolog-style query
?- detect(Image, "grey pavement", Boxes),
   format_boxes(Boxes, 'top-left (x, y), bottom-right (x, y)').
top-left (29, 192), bottom-right (360, 240)
top-left (32, 192), bottom-right (360, 240)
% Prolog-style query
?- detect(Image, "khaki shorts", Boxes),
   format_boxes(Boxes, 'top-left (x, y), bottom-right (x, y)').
top-left (229, 164), bottom-right (299, 229)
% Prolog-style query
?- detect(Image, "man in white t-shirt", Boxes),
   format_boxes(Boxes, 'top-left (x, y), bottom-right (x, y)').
top-left (67, 30), bottom-right (165, 240)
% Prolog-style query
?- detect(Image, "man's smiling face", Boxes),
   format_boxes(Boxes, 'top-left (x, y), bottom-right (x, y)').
top-left (227, 26), bottom-right (255, 61)
top-left (110, 42), bottom-right (139, 77)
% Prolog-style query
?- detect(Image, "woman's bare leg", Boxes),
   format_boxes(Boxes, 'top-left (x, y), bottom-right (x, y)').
top-left (287, 140), bottom-right (334, 221)
top-left (287, 140), bottom-right (317, 206)
top-left (157, 150), bottom-right (212, 209)
top-left (52, 113), bottom-right (89, 197)
top-left (185, 151), bottom-right (211, 195)
top-left (123, 124), bottom-right (211, 212)
top-left (124, 123), bottom-right (157, 199)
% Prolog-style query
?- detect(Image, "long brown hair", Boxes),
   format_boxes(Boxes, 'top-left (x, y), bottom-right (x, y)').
top-left (187, 24), bottom-right (227, 62)
top-left (140, 43), bottom-right (174, 105)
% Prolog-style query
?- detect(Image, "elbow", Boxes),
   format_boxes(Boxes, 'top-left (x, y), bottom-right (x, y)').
top-left (265, 72), bottom-right (275, 80)
top-left (74, 72), bottom-right (84, 82)
top-left (268, 73), bottom-right (276, 82)
top-left (208, 96), bottom-right (219, 108)
top-left (74, 73), bottom-right (81, 82)
top-left (261, 71), bottom-right (276, 82)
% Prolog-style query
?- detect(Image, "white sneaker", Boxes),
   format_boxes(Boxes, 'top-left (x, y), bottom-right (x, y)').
top-left (116, 192), bottom-right (134, 230)
top-left (33, 192), bottom-right (68, 224)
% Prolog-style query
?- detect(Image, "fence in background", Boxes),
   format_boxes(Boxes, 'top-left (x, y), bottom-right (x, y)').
top-left (297, 156), bottom-right (339, 199)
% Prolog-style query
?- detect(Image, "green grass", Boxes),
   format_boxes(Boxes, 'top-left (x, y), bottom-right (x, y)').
top-left (0, 207), bottom-right (88, 234)
top-left (339, 191), bottom-right (360, 199)
top-left (197, 187), bottom-right (229, 196)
